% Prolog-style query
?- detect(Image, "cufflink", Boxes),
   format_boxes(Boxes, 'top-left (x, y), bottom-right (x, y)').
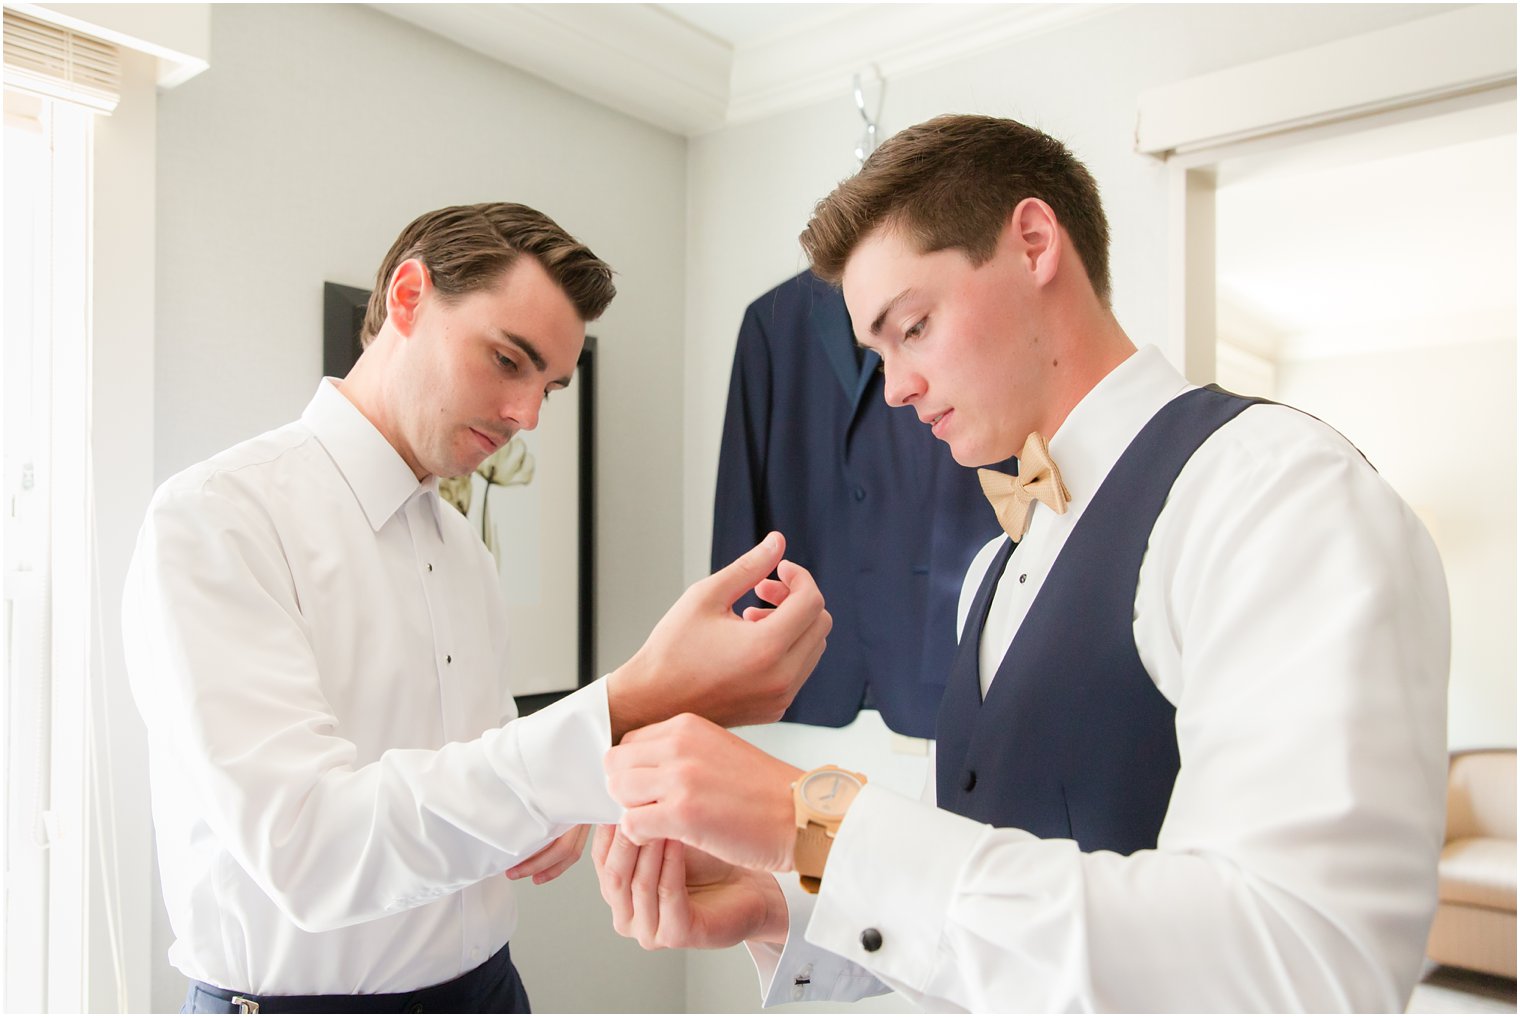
top-left (860, 927), bottom-right (883, 952)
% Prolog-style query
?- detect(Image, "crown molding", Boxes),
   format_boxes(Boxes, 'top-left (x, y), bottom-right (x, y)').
top-left (1135, 4), bottom-right (1517, 159)
top-left (377, 3), bottom-right (731, 136)
top-left (725, 4), bottom-right (1116, 130)
top-left (371, 4), bottom-right (1118, 137)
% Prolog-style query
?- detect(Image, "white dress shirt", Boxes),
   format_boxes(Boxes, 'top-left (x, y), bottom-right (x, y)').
top-left (123, 379), bottom-right (621, 995)
top-left (753, 346), bottom-right (1450, 1012)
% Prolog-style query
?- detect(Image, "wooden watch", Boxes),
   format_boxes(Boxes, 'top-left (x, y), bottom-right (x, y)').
top-left (791, 764), bottom-right (867, 893)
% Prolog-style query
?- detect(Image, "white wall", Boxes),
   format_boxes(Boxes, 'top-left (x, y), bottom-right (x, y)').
top-left (152, 4), bottom-right (687, 1011)
top-left (89, 44), bottom-right (161, 1015)
top-left (1277, 340), bottom-right (1517, 752)
top-left (679, 4), bottom-right (1467, 1010)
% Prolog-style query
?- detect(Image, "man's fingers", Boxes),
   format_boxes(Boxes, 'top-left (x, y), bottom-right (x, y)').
top-left (619, 805), bottom-right (661, 846)
top-left (506, 834), bottom-right (564, 879)
top-left (610, 711), bottom-right (714, 758)
top-left (609, 714), bottom-right (684, 750)
top-left (768, 608), bottom-right (831, 694)
top-left (753, 578), bottom-right (790, 606)
top-left (605, 749), bottom-right (675, 806)
top-left (591, 823), bottom-right (616, 871)
top-left (596, 826), bottom-right (641, 935)
top-left (742, 606), bottom-right (774, 622)
top-left (600, 826), bottom-right (642, 886)
top-left (508, 824), bottom-right (589, 881)
top-left (807, 609), bottom-right (833, 655)
top-left (531, 854), bottom-right (576, 884)
top-left (535, 825), bottom-right (591, 883)
top-left (656, 839), bottom-right (692, 946)
top-left (748, 561), bottom-right (825, 649)
top-left (707, 532), bottom-right (786, 611)
top-left (629, 836), bottom-right (667, 949)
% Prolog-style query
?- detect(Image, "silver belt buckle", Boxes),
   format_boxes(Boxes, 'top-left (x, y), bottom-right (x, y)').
top-left (229, 996), bottom-right (260, 1014)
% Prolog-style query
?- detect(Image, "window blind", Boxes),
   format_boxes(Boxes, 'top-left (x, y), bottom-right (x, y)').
top-left (3, 9), bottom-right (119, 114)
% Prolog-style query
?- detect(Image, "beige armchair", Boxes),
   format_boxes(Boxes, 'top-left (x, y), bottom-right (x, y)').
top-left (1426, 748), bottom-right (1516, 979)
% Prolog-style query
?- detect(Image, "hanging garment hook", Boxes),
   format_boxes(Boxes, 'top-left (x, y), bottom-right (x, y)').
top-left (852, 65), bottom-right (885, 165)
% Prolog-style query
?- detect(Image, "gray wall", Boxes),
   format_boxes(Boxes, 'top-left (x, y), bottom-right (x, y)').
top-left (153, 4), bottom-right (687, 1011)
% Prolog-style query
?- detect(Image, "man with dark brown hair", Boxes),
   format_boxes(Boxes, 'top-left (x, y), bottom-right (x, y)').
top-left (125, 202), bottom-right (831, 1012)
top-left (595, 116), bottom-right (1450, 1011)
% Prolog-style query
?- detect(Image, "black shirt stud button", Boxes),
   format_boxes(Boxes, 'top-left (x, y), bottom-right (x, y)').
top-left (861, 927), bottom-right (883, 952)
top-left (962, 769), bottom-right (977, 791)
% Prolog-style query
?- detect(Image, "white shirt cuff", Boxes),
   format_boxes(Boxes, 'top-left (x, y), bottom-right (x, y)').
top-left (750, 874), bottom-right (888, 1006)
top-left (805, 783), bottom-right (1002, 994)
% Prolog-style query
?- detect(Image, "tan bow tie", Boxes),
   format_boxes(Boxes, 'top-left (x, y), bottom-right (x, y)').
top-left (978, 432), bottom-right (1071, 542)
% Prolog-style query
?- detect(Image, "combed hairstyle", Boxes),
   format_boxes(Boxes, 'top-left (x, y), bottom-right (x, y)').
top-left (800, 114), bottom-right (1112, 305)
top-left (361, 202), bottom-right (616, 347)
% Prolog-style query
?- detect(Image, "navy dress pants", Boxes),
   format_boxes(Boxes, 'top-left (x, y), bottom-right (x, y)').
top-left (180, 943), bottom-right (531, 1013)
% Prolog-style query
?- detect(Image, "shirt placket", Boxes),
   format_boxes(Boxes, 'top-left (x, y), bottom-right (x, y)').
top-left (406, 492), bottom-right (460, 736)
top-left (404, 489), bottom-right (490, 972)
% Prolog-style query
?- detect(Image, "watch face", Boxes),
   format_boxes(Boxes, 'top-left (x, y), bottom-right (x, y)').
top-left (800, 769), bottom-right (862, 817)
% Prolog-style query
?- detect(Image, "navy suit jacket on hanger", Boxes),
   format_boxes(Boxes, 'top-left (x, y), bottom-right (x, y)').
top-left (711, 270), bottom-right (1007, 738)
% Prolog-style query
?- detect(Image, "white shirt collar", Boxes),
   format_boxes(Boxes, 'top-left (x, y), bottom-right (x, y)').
top-left (1047, 345), bottom-right (1193, 509)
top-left (301, 378), bottom-right (439, 532)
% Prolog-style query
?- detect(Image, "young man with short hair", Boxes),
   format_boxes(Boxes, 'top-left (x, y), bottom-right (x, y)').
top-left (126, 202), bottom-right (832, 1013)
top-left (596, 116), bottom-right (1450, 1012)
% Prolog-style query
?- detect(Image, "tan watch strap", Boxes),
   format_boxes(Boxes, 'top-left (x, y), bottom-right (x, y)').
top-left (794, 821), bottom-right (834, 894)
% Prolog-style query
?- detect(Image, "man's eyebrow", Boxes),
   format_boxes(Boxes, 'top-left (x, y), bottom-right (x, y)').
top-left (494, 328), bottom-right (573, 387)
top-left (868, 289), bottom-right (913, 338)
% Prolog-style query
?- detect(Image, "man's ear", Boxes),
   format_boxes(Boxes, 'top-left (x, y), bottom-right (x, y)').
top-left (385, 258), bottom-right (430, 338)
top-left (1008, 197), bottom-right (1061, 289)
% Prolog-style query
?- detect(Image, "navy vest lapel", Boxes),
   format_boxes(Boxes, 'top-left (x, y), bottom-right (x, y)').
top-left (935, 538), bottom-right (1014, 734)
top-left (935, 386), bottom-right (1262, 853)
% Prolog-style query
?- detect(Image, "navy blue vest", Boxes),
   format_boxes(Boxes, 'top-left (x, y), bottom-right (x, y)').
top-left (935, 386), bottom-right (1260, 854)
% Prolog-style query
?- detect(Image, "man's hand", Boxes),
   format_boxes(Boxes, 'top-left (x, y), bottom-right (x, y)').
top-left (606, 532), bottom-right (831, 740)
top-left (605, 713), bottom-right (802, 873)
top-left (592, 825), bottom-right (788, 950)
top-left (505, 825), bottom-right (590, 885)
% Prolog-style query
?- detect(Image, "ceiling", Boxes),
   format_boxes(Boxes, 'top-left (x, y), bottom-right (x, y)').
top-left (371, 3), bottom-right (1113, 136)
top-left (651, 3), bottom-right (857, 46)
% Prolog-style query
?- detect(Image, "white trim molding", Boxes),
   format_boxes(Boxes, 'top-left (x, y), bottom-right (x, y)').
top-left (1135, 5), bottom-right (1517, 159)
top-left (724, 3), bottom-right (1115, 130)
top-left (1147, 5), bottom-right (1517, 387)
top-left (372, 3), bottom-right (1116, 137)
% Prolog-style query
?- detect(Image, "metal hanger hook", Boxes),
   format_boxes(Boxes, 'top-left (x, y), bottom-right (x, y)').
top-left (852, 65), bottom-right (885, 165)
